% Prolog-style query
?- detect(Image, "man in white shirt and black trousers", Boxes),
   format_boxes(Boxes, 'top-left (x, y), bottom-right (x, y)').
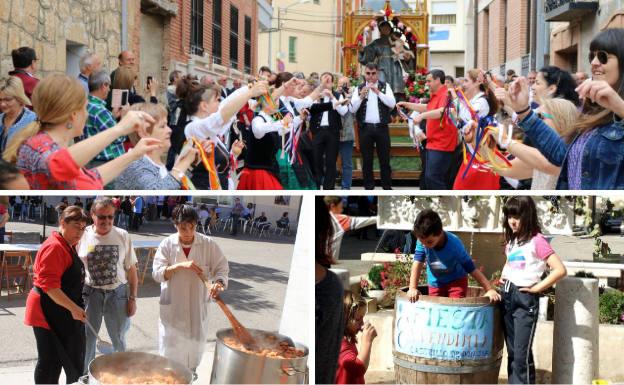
top-left (309, 73), bottom-right (349, 189)
top-left (350, 62), bottom-right (396, 190)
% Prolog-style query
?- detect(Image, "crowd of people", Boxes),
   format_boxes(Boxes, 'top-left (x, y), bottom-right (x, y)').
top-left (316, 196), bottom-right (568, 384)
top-left (2, 29), bottom-right (624, 190)
top-left (397, 28), bottom-right (624, 190)
top-left (23, 199), bottom-right (229, 383)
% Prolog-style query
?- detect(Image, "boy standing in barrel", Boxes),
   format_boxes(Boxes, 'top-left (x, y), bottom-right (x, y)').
top-left (407, 209), bottom-right (500, 303)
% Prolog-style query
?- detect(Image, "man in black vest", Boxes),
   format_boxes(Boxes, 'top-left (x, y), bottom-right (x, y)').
top-left (309, 73), bottom-right (349, 189)
top-left (351, 62), bottom-right (396, 189)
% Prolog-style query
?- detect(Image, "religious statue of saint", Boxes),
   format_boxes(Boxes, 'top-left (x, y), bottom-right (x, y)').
top-left (358, 19), bottom-right (413, 94)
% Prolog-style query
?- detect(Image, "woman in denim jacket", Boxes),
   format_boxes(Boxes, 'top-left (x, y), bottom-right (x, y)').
top-left (504, 28), bottom-right (624, 190)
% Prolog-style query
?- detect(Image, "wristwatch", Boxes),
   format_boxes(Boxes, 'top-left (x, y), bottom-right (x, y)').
top-left (129, 295), bottom-right (136, 301)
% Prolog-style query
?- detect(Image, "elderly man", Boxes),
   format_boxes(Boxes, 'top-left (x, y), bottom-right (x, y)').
top-left (82, 70), bottom-right (126, 169)
top-left (78, 52), bottom-right (102, 94)
top-left (107, 50), bottom-right (136, 109)
top-left (78, 198), bottom-right (138, 373)
top-left (200, 75), bottom-right (215, 87)
top-left (228, 78), bottom-right (242, 95)
top-left (218, 75), bottom-right (230, 98)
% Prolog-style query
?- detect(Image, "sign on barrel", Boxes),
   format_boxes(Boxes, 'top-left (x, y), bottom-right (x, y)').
top-left (394, 296), bottom-right (494, 361)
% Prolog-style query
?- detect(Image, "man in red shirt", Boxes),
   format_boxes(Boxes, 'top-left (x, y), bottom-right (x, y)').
top-left (397, 70), bottom-right (459, 189)
top-left (8, 47), bottom-right (39, 106)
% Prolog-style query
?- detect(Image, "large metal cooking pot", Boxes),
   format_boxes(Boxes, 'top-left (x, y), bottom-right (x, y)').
top-left (211, 328), bottom-right (309, 384)
top-left (78, 351), bottom-right (193, 384)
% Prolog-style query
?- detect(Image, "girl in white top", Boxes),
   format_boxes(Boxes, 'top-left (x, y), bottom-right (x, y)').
top-left (500, 197), bottom-right (567, 384)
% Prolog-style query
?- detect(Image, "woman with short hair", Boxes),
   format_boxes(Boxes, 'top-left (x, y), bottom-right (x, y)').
top-left (0, 76), bottom-right (37, 157)
top-left (152, 204), bottom-right (229, 375)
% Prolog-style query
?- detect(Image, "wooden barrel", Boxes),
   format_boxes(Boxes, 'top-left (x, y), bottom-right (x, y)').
top-left (393, 287), bottom-right (504, 384)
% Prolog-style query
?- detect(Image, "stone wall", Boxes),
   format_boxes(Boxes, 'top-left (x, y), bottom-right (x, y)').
top-left (0, 0), bottom-right (122, 78)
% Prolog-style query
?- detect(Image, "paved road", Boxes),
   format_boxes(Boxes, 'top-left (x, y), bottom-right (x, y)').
top-left (0, 218), bottom-right (296, 383)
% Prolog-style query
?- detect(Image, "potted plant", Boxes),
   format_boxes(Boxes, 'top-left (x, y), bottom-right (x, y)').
top-left (361, 264), bottom-right (386, 303)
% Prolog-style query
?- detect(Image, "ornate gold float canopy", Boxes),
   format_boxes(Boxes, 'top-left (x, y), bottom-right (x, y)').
top-left (342, 0), bottom-right (429, 76)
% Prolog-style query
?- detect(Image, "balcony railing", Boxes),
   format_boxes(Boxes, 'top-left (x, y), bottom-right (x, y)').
top-left (545, 0), bottom-right (598, 22)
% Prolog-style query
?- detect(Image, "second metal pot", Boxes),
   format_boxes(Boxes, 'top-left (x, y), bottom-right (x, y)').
top-left (210, 328), bottom-right (309, 384)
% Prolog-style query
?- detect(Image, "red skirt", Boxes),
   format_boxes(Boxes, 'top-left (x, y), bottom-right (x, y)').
top-left (237, 169), bottom-right (283, 190)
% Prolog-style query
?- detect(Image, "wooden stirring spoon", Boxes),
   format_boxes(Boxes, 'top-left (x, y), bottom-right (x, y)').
top-left (198, 275), bottom-right (258, 350)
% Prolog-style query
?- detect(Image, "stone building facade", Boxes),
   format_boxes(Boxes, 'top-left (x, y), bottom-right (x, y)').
top-left (0, 0), bottom-right (124, 79)
top-left (1, 0), bottom-right (260, 96)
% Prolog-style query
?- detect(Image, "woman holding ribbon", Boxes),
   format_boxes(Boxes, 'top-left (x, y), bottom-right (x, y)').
top-left (178, 77), bottom-right (268, 189)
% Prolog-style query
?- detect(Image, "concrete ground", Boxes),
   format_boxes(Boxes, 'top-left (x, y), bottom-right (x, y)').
top-left (0, 218), bottom-right (296, 384)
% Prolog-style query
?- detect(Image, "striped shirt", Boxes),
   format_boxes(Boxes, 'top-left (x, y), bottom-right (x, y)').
top-left (82, 95), bottom-right (125, 161)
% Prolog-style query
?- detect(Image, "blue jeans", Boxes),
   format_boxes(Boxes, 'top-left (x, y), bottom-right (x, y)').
top-left (423, 149), bottom-right (455, 190)
top-left (339, 140), bottom-right (354, 190)
top-left (83, 284), bottom-right (130, 371)
top-left (118, 214), bottom-right (130, 230)
top-left (20, 203), bottom-right (28, 220)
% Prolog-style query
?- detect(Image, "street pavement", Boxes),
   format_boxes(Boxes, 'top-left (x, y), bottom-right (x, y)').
top-left (0, 218), bottom-right (296, 384)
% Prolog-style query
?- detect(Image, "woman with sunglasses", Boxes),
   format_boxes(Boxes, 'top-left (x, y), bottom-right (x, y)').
top-left (25, 206), bottom-right (89, 384)
top-left (506, 28), bottom-right (624, 189)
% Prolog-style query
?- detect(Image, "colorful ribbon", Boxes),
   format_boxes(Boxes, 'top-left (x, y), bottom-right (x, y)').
top-left (191, 137), bottom-right (221, 190)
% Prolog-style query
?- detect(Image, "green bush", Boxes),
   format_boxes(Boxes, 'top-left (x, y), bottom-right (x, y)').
top-left (599, 290), bottom-right (624, 324)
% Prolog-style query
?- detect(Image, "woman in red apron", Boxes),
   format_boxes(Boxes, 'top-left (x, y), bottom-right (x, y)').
top-left (24, 206), bottom-right (89, 384)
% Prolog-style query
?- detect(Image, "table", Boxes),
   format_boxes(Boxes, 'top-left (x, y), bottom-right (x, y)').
top-left (132, 240), bottom-right (162, 285)
top-left (0, 244), bottom-right (41, 252)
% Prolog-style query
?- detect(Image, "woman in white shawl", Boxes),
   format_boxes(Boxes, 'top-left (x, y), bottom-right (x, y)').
top-left (152, 204), bottom-right (229, 375)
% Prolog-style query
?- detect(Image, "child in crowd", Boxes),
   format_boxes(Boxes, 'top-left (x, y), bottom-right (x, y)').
top-left (500, 197), bottom-right (567, 384)
top-left (335, 291), bottom-right (377, 384)
top-left (407, 208), bottom-right (501, 302)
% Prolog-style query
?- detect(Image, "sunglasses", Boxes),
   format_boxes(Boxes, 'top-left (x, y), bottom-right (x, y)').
top-left (365, 72), bottom-right (377, 76)
top-left (588, 50), bottom-right (614, 65)
top-left (96, 215), bottom-right (114, 220)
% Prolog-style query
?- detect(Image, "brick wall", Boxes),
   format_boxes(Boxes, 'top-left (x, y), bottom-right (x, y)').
top-left (477, 9), bottom-right (489, 69)
top-left (165, 0), bottom-right (258, 77)
top-left (487, 0), bottom-right (505, 69)
top-left (476, 0), bottom-right (531, 71)
top-left (506, 0), bottom-right (528, 61)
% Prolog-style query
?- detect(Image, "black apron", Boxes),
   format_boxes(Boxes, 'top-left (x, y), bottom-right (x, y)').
top-left (35, 237), bottom-right (85, 381)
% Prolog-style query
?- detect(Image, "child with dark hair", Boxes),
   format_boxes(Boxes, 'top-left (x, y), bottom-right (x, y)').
top-left (335, 291), bottom-right (377, 384)
top-left (500, 197), bottom-right (567, 384)
top-left (407, 208), bottom-right (501, 302)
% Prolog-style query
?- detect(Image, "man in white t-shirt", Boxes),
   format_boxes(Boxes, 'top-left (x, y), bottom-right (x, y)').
top-left (78, 198), bottom-right (138, 372)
